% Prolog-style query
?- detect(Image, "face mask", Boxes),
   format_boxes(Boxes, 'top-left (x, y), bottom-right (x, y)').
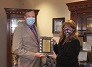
top-left (63, 27), bottom-right (74, 37)
top-left (26, 17), bottom-right (35, 25)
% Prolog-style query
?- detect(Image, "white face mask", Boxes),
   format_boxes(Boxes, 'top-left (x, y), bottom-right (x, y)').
top-left (26, 17), bottom-right (35, 25)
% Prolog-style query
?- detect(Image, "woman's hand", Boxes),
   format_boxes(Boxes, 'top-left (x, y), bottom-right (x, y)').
top-left (51, 38), bottom-right (57, 45)
top-left (48, 52), bottom-right (57, 59)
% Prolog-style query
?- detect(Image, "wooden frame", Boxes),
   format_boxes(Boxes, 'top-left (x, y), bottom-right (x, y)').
top-left (39, 36), bottom-right (53, 55)
top-left (66, 0), bottom-right (92, 43)
top-left (52, 18), bottom-right (65, 34)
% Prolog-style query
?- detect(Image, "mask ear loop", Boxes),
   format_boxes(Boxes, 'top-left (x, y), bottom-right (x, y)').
top-left (72, 29), bottom-right (75, 32)
top-left (70, 29), bottom-right (75, 35)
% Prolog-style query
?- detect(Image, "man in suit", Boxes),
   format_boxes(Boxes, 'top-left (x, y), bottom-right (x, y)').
top-left (12, 10), bottom-right (45, 67)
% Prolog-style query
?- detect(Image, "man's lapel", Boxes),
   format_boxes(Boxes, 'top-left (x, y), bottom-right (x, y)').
top-left (23, 23), bottom-right (38, 44)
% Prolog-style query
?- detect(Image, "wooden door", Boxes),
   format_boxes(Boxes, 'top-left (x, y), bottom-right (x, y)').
top-left (66, 0), bottom-right (92, 41)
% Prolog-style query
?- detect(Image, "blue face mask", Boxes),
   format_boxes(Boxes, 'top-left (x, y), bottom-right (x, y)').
top-left (26, 17), bottom-right (35, 25)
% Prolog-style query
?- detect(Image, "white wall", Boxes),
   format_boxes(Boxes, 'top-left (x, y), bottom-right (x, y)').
top-left (35, 0), bottom-right (70, 42)
top-left (22, 0), bottom-right (85, 42)
top-left (0, 0), bottom-right (22, 67)
top-left (0, 0), bottom-right (85, 67)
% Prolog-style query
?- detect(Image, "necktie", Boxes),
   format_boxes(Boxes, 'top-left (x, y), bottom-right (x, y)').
top-left (31, 26), bottom-right (38, 42)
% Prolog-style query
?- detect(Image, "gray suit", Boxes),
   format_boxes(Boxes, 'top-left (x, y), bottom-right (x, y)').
top-left (12, 23), bottom-right (41, 67)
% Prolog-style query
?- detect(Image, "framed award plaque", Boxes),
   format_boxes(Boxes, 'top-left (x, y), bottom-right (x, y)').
top-left (39, 36), bottom-right (53, 55)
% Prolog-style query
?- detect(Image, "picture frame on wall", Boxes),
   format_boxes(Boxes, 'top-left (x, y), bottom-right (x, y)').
top-left (52, 18), bottom-right (65, 34)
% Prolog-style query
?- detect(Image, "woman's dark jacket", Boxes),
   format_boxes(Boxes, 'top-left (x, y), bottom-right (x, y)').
top-left (54, 38), bottom-right (80, 67)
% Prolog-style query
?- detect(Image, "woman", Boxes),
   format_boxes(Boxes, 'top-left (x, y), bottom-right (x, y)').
top-left (50, 20), bottom-right (80, 67)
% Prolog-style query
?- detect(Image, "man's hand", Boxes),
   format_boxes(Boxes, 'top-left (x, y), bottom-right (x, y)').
top-left (35, 52), bottom-right (45, 58)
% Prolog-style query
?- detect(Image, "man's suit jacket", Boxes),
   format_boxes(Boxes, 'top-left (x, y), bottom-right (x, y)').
top-left (12, 23), bottom-right (41, 67)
